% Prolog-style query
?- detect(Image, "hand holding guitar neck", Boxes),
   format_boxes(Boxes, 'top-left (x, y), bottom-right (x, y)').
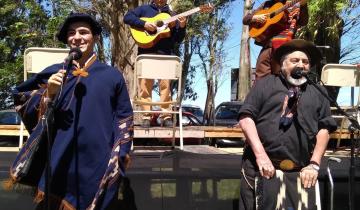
top-left (178, 16), bottom-right (187, 28)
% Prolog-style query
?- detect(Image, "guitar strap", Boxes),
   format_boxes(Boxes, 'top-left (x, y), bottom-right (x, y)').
top-left (271, 1), bottom-right (301, 50)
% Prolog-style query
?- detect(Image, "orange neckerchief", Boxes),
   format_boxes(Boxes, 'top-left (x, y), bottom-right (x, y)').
top-left (72, 54), bottom-right (97, 77)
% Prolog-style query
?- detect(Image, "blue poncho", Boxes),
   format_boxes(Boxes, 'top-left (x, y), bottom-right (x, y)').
top-left (10, 56), bottom-right (133, 210)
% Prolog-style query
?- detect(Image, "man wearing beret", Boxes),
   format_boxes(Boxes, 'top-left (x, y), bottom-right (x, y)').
top-left (10, 13), bottom-right (133, 210)
top-left (237, 39), bottom-right (337, 210)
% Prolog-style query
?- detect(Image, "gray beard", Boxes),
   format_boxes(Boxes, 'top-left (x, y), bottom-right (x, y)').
top-left (281, 66), bottom-right (308, 86)
top-left (286, 75), bottom-right (307, 86)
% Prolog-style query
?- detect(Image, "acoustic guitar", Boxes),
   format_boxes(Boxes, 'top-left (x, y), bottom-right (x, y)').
top-left (130, 3), bottom-right (213, 49)
top-left (249, 0), bottom-right (304, 43)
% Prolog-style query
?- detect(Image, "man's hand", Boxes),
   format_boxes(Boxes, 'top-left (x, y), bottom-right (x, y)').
top-left (144, 22), bottom-right (157, 32)
top-left (256, 154), bottom-right (275, 179)
top-left (47, 70), bottom-right (66, 99)
top-left (178, 16), bottom-right (187, 28)
top-left (252, 14), bottom-right (267, 24)
top-left (300, 164), bottom-right (319, 188)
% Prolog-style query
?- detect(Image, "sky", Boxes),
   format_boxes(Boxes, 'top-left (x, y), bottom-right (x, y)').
top-left (183, 0), bottom-right (252, 108)
top-left (182, 0), bottom-right (359, 109)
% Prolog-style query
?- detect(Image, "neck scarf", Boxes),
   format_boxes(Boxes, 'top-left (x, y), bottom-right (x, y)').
top-left (72, 53), bottom-right (97, 77)
top-left (279, 86), bottom-right (300, 129)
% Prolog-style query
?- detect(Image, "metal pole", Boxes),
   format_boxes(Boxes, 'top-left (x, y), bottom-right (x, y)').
top-left (327, 157), bottom-right (341, 210)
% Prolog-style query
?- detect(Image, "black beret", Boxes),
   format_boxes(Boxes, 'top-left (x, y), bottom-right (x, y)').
top-left (273, 39), bottom-right (321, 67)
top-left (271, 39), bottom-right (322, 74)
top-left (57, 12), bottom-right (102, 44)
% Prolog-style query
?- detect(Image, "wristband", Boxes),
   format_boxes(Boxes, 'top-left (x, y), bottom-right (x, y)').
top-left (309, 161), bottom-right (320, 171)
top-left (310, 164), bottom-right (320, 171)
top-left (310, 160), bottom-right (320, 166)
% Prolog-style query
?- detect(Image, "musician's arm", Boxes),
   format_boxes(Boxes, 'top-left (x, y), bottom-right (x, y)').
top-left (239, 115), bottom-right (275, 179)
top-left (300, 90), bottom-right (337, 188)
top-left (242, 2), bottom-right (266, 25)
top-left (300, 128), bottom-right (329, 188)
top-left (171, 23), bottom-right (186, 43)
top-left (298, 3), bottom-right (309, 26)
top-left (310, 129), bottom-right (330, 167)
top-left (170, 15), bottom-right (186, 43)
top-left (124, 6), bottom-right (146, 28)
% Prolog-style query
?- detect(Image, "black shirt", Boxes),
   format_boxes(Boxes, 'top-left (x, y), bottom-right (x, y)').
top-left (239, 75), bottom-right (337, 168)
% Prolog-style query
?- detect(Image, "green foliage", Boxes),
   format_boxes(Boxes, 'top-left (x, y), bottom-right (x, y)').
top-left (298, 0), bottom-right (348, 41)
top-left (297, 0), bottom-right (360, 64)
top-left (0, 0), bottom-right (75, 109)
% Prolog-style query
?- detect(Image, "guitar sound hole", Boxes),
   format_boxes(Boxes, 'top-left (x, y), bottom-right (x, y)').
top-left (156, 21), bottom-right (164, 27)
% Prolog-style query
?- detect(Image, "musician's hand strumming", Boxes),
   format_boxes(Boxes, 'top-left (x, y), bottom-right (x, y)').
top-left (144, 22), bottom-right (157, 32)
top-left (252, 14), bottom-right (267, 24)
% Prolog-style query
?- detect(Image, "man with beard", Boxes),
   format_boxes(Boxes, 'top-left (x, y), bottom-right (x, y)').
top-left (237, 39), bottom-right (337, 210)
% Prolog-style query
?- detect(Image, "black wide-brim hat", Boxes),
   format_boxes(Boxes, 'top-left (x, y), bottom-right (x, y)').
top-left (273, 39), bottom-right (321, 67)
top-left (56, 12), bottom-right (102, 44)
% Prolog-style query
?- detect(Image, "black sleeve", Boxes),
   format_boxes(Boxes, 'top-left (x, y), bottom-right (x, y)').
top-left (238, 79), bottom-right (268, 120)
top-left (124, 6), bottom-right (146, 28)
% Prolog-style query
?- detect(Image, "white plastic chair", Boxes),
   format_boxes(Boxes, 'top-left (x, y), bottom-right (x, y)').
top-left (132, 54), bottom-right (184, 149)
top-left (321, 64), bottom-right (360, 149)
top-left (18, 47), bottom-right (70, 149)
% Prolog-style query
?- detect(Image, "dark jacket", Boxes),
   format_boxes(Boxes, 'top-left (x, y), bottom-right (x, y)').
top-left (124, 3), bottom-right (186, 55)
top-left (239, 74), bottom-right (337, 167)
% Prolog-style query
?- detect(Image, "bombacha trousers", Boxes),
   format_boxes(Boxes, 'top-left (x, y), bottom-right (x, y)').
top-left (139, 78), bottom-right (171, 120)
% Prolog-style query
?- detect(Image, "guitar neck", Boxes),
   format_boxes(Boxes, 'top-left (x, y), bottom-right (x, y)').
top-left (163, 7), bottom-right (201, 25)
top-left (273, 0), bottom-right (301, 16)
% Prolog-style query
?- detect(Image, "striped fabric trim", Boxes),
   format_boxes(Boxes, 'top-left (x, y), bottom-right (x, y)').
top-left (87, 115), bottom-right (133, 210)
top-left (272, 1), bottom-right (301, 49)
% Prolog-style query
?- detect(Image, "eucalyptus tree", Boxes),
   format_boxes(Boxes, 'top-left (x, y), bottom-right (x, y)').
top-left (191, 0), bottom-right (233, 124)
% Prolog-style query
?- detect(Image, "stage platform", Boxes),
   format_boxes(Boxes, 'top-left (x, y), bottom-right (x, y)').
top-left (1, 124), bottom-right (355, 139)
top-left (0, 146), bottom-right (359, 210)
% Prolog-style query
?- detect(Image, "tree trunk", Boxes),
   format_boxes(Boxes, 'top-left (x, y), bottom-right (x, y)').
top-left (203, 79), bottom-right (215, 124)
top-left (91, 0), bottom-right (145, 98)
top-left (203, 12), bottom-right (218, 124)
top-left (238, 0), bottom-right (252, 101)
top-left (180, 38), bottom-right (191, 101)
